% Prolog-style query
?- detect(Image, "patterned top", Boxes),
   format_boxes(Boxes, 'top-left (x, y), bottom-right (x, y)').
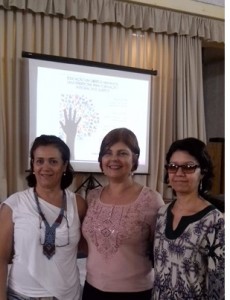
top-left (82, 186), bottom-right (164, 292)
top-left (152, 201), bottom-right (225, 300)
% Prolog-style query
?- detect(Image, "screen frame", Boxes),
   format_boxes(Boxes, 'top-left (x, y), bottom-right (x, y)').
top-left (22, 51), bottom-right (157, 175)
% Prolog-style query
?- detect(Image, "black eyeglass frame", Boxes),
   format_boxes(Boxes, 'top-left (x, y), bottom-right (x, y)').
top-left (165, 163), bottom-right (200, 174)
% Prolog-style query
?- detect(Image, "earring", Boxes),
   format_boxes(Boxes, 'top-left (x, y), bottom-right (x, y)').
top-left (199, 180), bottom-right (203, 191)
top-left (63, 172), bottom-right (66, 176)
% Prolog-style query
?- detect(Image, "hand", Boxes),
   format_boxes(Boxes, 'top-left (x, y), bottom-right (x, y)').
top-left (60, 108), bottom-right (81, 159)
top-left (60, 108), bottom-right (81, 138)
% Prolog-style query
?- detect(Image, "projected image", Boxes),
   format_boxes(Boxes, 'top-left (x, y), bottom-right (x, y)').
top-left (26, 56), bottom-right (151, 173)
top-left (59, 94), bottom-right (99, 159)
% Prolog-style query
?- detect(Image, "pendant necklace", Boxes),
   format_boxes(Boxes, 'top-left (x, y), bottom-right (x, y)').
top-left (34, 189), bottom-right (66, 259)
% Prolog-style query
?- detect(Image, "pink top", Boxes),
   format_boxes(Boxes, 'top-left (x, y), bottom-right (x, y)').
top-left (82, 186), bottom-right (164, 292)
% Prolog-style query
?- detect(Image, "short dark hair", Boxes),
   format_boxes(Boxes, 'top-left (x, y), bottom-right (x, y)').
top-left (165, 137), bottom-right (214, 197)
top-left (26, 135), bottom-right (74, 189)
top-left (98, 128), bottom-right (140, 172)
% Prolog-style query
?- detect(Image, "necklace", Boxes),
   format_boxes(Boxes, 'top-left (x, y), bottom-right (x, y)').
top-left (34, 189), bottom-right (66, 259)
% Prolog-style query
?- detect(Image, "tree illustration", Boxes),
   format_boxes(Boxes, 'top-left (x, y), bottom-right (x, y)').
top-left (59, 94), bottom-right (99, 159)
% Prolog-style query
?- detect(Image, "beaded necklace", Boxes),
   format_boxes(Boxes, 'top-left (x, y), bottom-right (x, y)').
top-left (34, 189), bottom-right (66, 259)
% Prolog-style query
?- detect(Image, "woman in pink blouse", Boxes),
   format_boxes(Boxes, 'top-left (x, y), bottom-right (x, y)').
top-left (82, 128), bottom-right (164, 300)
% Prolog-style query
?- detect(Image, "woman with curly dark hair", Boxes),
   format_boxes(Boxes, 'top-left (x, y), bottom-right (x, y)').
top-left (152, 137), bottom-right (225, 300)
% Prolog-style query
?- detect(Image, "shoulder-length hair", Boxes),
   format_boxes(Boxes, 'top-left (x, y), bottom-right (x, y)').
top-left (164, 137), bottom-right (214, 198)
top-left (26, 135), bottom-right (74, 189)
top-left (98, 128), bottom-right (140, 172)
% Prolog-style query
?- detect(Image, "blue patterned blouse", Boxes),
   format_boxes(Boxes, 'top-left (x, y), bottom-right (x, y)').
top-left (152, 201), bottom-right (225, 300)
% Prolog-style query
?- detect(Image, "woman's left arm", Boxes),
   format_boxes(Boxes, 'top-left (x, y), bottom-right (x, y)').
top-left (206, 214), bottom-right (225, 299)
top-left (76, 194), bottom-right (88, 256)
top-left (76, 195), bottom-right (87, 223)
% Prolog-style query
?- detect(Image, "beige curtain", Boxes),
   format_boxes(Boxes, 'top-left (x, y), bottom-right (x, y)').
top-left (0, 0), bottom-right (224, 201)
top-left (173, 36), bottom-right (206, 139)
top-left (0, 0), bottom-right (224, 43)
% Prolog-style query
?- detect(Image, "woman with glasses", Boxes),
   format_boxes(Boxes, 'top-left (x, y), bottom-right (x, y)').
top-left (152, 137), bottom-right (224, 300)
top-left (81, 128), bottom-right (164, 300)
top-left (0, 135), bottom-right (87, 300)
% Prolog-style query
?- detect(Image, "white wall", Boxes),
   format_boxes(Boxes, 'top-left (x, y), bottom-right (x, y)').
top-left (123, 0), bottom-right (224, 19)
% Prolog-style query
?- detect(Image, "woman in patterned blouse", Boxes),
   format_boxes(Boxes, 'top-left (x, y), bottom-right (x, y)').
top-left (152, 137), bottom-right (224, 300)
top-left (82, 128), bottom-right (164, 300)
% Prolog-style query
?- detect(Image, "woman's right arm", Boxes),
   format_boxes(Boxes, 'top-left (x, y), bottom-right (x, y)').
top-left (0, 204), bottom-right (14, 300)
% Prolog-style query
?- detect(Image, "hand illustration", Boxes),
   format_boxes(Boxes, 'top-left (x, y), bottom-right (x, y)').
top-left (60, 108), bottom-right (81, 159)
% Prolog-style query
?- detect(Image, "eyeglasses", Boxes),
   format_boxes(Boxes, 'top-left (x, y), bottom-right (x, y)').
top-left (165, 163), bottom-right (200, 174)
top-left (39, 214), bottom-right (70, 247)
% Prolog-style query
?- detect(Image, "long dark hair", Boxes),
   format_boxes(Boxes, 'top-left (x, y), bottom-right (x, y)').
top-left (26, 135), bottom-right (74, 189)
top-left (165, 137), bottom-right (214, 198)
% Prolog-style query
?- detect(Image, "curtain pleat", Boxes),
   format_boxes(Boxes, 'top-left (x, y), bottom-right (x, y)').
top-left (0, 0), bottom-right (224, 42)
top-left (174, 36), bottom-right (206, 140)
top-left (0, 9), bottom-right (7, 200)
top-left (147, 34), bottom-right (175, 196)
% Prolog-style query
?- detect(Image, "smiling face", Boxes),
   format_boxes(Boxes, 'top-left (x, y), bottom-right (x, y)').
top-left (101, 142), bottom-right (135, 179)
top-left (32, 145), bottom-right (67, 190)
top-left (168, 150), bottom-right (203, 196)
